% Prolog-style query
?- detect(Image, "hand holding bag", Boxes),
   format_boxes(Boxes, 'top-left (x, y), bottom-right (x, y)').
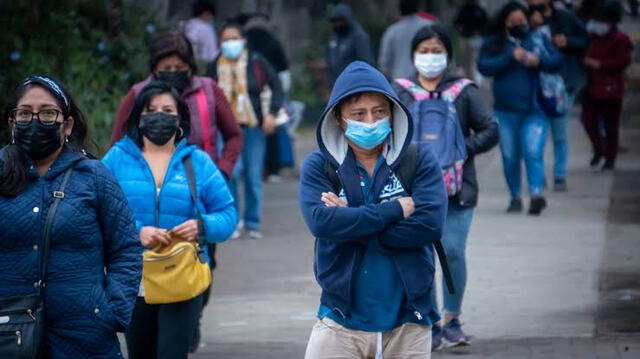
top-left (0, 169), bottom-right (72, 359)
top-left (141, 156), bottom-right (212, 304)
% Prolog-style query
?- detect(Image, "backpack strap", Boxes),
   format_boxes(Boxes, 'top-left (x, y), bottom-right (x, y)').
top-left (394, 78), bottom-right (433, 100)
top-left (441, 78), bottom-right (474, 103)
top-left (324, 159), bottom-right (341, 194)
top-left (195, 88), bottom-right (213, 156)
top-left (252, 54), bottom-right (267, 91)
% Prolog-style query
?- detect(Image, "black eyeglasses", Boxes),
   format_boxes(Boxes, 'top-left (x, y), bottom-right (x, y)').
top-left (529, 4), bottom-right (547, 13)
top-left (10, 109), bottom-right (62, 126)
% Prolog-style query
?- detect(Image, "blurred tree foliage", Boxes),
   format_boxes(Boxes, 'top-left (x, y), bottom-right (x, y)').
top-left (0, 0), bottom-right (167, 155)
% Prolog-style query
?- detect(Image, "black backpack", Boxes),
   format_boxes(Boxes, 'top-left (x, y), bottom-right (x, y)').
top-left (324, 144), bottom-right (455, 294)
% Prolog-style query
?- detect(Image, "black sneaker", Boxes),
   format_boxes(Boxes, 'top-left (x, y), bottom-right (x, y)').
top-left (601, 161), bottom-right (615, 171)
top-left (590, 154), bottom-right (603, 168)
top-left (528, 196), bottom-right (547, 215)
top-left (553, 179), bottom-right (567, 192)
top-left (506, 198), bottom-right (523, 213)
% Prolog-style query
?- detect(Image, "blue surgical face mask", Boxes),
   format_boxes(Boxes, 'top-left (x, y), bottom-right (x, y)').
top-left (344, 117), bottom-right (392, 150)
top-left (221, 39), bottom-right (245, 59)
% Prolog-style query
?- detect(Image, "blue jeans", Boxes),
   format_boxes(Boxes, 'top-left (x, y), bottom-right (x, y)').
top-left (549, 93), bottom-right (575, 181)
top-left (431, 202), bottom-right (474, 316)
top-left (496, 110), bottom-right (549, 198)
top-left (229, 126), bottom-right (266, 230)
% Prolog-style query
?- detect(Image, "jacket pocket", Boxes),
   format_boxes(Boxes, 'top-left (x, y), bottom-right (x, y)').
top-left (91, 286), bottom-right (119, 333)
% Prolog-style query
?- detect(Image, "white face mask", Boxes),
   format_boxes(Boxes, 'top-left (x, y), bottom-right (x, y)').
top-left (586, 20), bottom-right (610, 37)
top-left (414, 53), bottom-right (448, 79)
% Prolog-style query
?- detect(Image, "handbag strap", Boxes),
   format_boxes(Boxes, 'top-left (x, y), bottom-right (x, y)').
top-left (38, 168), bottom-right (73, 290)
top-left (182, 156), bottom-right (208, 263)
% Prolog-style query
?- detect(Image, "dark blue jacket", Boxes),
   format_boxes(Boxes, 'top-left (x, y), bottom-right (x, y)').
top-left (299, 61), bottom-right (447, 322)
top-left (478, 32), bottom-right (564, 114)
top-left (0, 147), bottom-right (142, 358)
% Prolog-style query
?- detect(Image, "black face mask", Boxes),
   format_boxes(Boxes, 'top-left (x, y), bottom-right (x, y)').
top-left (156, 71), bottom-right (191, 93)
top-left (140, 112), bottom-right (179, 146)
top-left (13, 120), bottom-right (63, 160)
top-left (508, 24), bottom-right (530, 38)
top-left (331, 22), bottom-right (350, 35)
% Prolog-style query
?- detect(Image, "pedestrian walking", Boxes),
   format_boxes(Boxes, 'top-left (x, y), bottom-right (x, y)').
top-left (299, 61), bottom-right (448, 358)
top-left (207, 22), bottom-right (284, 239)
top-left (326, 4), bottom-right (375, 85)
top-left (581, 0), bottom-right (633, 170)
top-left (102, 81), bottom-right (237, 359)
top-left (478, 1), bottom-right (564, 215)
top-left (110, 31), bottom-right (242, 182)
top-left (393, 25), bottom-right (499, 351)
top-left (454, 0), bottom-right (489, 84)
top-left (0, 75), bottom-right (142, 358)
top-left (527, 0), bottom-right (588, 191)
top-left (378, 0), bottom-right (433, 80)
top-left (183, 0), bottom-right (219, 71)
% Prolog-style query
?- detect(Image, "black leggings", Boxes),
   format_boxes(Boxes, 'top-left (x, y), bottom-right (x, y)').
top-left (125, 295), bottom-right (204, 359)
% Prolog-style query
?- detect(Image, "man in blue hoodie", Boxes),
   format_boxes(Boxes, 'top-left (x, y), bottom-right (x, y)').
top-left (299, 61), bottom-right (447, 358)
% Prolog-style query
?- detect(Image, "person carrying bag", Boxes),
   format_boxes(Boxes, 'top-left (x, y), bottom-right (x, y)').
top-left (142, 157), bottom-right (212, 304)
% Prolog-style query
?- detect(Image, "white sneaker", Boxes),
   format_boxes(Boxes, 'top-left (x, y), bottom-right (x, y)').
top-left (247, 230), bottom-right (263, 239)
top-left (230, 230), bottom-right (241, 240)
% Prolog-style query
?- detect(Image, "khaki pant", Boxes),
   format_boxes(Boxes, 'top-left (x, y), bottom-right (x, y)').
top-left (304, 317), bottom-right (432, 359)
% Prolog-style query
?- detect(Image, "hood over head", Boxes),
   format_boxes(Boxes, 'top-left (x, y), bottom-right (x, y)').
top-left (329, 4), bottom-right (355, 25)
top-left (317, 61), bottom-right (414, 168)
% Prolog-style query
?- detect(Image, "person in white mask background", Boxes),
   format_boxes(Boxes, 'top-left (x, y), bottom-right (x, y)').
top-left (392, 24), bottom-right (499, 351)
top-left (207, 22), bottom-right (284, 240)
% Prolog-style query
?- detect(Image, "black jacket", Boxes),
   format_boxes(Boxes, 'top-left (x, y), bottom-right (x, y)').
top-left (393, 73), bottom-right (499, 208)
top-left (206, 51), bottom-right (284, 126)
top-left (546, 8), bottom-right (589, 93)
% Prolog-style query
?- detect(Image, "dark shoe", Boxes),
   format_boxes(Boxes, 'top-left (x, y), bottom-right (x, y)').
top-left (528, 196), bottom-right (547, 215)
top-left (442, 318), bottom-right (472, 347)
top-left (590, 154), bottom-right (603, 168)
top-left (601, 162), bottom-right (615, 171)
top-left (506, 198), bottom-right (523, 213)
top-left (553, 179), bottom-right (567, 192)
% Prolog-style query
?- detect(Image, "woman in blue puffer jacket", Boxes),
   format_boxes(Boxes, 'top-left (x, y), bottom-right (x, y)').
top-left (0, 75), bottom-right (142, 358)
top-left (102, 81), bottom-right (236, 359)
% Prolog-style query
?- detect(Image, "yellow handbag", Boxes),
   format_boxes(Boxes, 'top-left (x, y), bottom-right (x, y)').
top-left (141, 156), bottom-right (212, 304)
top-left (142, 238), bottom-right (211, 304)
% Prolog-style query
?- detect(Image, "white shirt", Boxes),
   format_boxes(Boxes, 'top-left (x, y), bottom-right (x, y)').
top-left (184, 18), bottom-right (218, 63)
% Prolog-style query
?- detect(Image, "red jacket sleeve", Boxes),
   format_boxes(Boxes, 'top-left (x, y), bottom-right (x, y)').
top-left (212, 82), bottom-right (242, 179)
top-left (598, 35), bottom-right (633, 71)
top-left (109, 89), bottom-right (137, 147)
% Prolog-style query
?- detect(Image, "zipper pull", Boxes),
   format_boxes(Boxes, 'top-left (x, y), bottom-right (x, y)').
top-left (16, 331), bottom-right (21, 345)
top-left (414, 311), bottom-right (423, 320)
top-left (27, 309), bottom-right (35, 320)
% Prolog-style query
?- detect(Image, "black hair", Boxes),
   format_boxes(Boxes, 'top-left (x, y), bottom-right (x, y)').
top-left (192, 0), bottom-right (216, 17)
top-left (125, 81), bottom-right (191, 148)
top-left (486, 1), bottom-right (530, 55)
top-left (149, 32), bottom-right (198, 74)
top-left (411, 24), bottom-right (454, 61)
top-left (219, 21), bottom-right (245, 38)
top-left (596, 0), bottom-right (623, 24)
top-left (400, 0), bottom-right (420, 16)
top-left (0, 75), bottom-right (88, 197)
top-left (332, 92), bottom-right (393, 127)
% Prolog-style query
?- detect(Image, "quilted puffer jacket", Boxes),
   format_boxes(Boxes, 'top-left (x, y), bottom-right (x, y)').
top-left (101, 137), bottom-right (236, 266)
top-left (0, 146), bottom-right (142, 358)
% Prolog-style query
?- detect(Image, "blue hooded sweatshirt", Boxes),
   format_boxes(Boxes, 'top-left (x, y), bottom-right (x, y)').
top-left (102, 137), bottom-right (237, 266)
top-left (299, 61), bottom-right (447, 330)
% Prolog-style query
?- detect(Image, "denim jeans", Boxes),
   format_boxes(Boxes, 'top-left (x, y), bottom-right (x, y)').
top-left (229, 126), bottom-right (266, 230)
top-left (549, 93), bottom-right (575, 181)
top-left (496, 110), bottom-right (549, 198)
top-left (431, 202), bottom-right (474, 316)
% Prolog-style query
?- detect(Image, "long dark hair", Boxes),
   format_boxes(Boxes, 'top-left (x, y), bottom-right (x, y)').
top-left (0, 75), bottom-right (88, 197)
top-left (125, 81), bottom-right (191, 148)
top-left (486, 1), bottom-right (530, 55)
top-left (149, 32), bottom-right (198, 74)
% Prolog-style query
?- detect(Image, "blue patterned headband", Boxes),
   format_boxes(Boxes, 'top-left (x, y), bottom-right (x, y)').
top-left (22, 75), bottom-right (70, 113)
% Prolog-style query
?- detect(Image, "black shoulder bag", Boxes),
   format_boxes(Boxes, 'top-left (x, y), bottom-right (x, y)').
top-left (0, 169), bottom-right (72, 359)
